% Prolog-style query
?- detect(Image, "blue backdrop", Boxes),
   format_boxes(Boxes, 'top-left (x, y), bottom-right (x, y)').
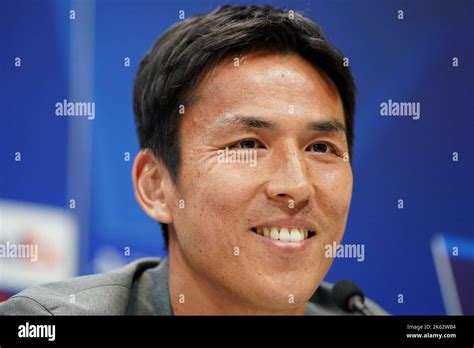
top-left (1, 0), bottom-right (473, 315)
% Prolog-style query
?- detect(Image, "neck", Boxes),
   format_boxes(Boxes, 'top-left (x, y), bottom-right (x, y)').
top-left (167, 237), bottom-right (307, 315)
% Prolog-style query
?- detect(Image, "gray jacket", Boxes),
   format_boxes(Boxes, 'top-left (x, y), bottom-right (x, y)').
top-left (0, 257), bottom-right (388, 315)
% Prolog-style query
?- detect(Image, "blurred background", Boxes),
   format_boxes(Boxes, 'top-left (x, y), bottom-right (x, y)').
top-left (0, 0), bottom-right (473, 315)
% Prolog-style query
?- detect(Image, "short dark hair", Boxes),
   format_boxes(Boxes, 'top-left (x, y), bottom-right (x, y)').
top-left (133, 4), bottom-right (356, 248)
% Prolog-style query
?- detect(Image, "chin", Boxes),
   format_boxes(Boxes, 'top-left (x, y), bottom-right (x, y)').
top-left (250, 291), bottom-right (312, 313)
top-left (241, 275), bottom-right (317, 309)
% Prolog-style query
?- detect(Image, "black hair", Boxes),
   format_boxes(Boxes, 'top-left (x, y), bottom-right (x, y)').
top-left (133, 5), bottom-right (356, 248)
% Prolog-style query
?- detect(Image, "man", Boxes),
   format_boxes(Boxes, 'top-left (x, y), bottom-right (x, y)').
top-left (0, 5), bottom-right (387, 315)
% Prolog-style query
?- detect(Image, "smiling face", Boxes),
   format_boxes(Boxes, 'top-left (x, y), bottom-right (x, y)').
top-left (166, 51), bottom-right (353, 313)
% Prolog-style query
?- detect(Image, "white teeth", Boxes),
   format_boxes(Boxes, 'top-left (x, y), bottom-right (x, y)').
top-left (300, 228), bottom-right (308, 239)
top-left (290, 228), bottom-right (302, 243)
top-left (279, 228), bottom-right (290, 242)
top-left (270, 227), bottom-right (279, 240)
top-left (263, 228), bottom-right (270, 237)
top-left (255, 226), bottom-right (311, 243)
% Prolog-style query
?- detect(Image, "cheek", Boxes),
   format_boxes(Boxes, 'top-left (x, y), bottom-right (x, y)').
top-left (314, 165), bottom-right (353, 228)
top-left (323, 163), bottom-right (352, 199)
top-left (332, 169), bottom-right (353, 212)
top-left (173, 161), bottom-right (257, 247)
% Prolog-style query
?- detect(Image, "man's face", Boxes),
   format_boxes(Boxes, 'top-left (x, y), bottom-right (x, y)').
top-left (168, 51), bottom-right (353, 311)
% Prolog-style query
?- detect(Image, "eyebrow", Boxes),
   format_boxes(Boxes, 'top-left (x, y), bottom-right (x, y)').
top-left (216, 114), bottom-right (346, 134)
top-left (216, 114), bottom-right (276, 130)
top-left (306, 119), bottom-right (346, 134)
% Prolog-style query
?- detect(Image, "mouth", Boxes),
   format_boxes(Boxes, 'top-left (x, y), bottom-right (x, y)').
top-left (250, 227), bottom-right (316, 243)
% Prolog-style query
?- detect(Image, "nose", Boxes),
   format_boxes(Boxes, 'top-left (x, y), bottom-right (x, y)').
top-left (264, 143), bottom-right (314, 207)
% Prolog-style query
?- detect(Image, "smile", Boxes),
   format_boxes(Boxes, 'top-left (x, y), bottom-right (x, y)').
top-left (250, 227), bottom-right (316, 243)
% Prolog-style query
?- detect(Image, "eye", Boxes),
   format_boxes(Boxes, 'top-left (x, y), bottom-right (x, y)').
top-left (307, 142), bottom-right (336, 154)
top-left (230, 139), bottom-right (262, 149)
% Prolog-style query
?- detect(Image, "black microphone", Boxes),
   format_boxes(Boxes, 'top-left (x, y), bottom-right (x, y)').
top-left (331, 280), bottom-right (373, 315)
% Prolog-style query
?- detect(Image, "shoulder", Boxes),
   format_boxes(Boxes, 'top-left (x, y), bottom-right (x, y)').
top-left (306, 281), bottom-right (389, 315)
top-left (0, 257), bottom-right (162, 315)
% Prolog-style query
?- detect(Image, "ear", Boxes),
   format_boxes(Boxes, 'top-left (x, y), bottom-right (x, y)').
top-left (132, 149), bottom-right (174, 224)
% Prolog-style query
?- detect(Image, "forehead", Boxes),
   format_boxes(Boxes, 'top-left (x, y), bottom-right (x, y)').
top-left (183, 51), bottom-right (345, 131)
